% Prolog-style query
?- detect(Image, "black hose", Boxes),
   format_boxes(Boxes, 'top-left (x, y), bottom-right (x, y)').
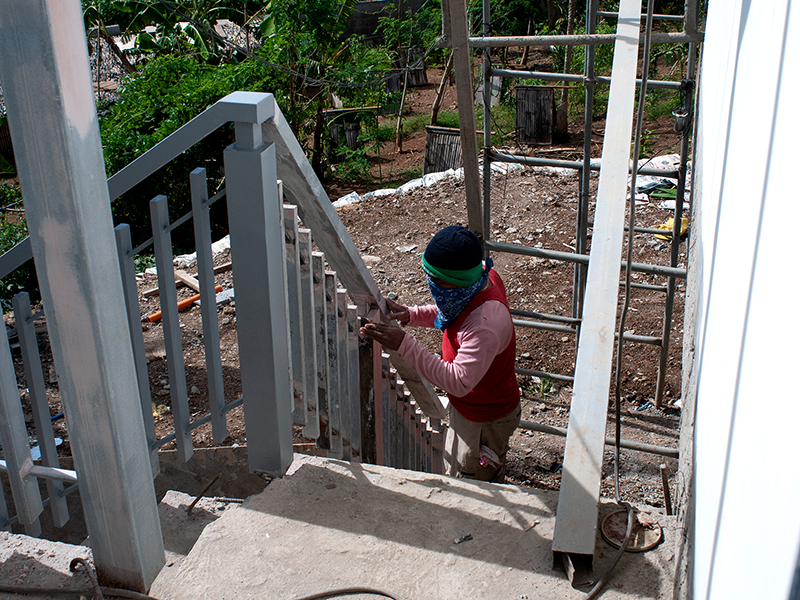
top-left (291, 587), bottom-right (409, 600)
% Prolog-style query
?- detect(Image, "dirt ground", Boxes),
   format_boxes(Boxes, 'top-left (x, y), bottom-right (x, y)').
top-left (8, 58), bottom-right (688, 517)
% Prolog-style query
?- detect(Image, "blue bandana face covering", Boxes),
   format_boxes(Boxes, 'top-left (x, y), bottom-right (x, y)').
top-left (427, 259), bottom-right (493, 330)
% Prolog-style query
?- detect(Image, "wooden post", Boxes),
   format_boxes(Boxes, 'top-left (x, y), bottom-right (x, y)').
top-left (442, 0), bottom-right (484, 238)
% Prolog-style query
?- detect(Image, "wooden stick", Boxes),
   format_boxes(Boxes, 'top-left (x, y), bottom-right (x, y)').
top-left (431, 51), bottom-right (454, 126)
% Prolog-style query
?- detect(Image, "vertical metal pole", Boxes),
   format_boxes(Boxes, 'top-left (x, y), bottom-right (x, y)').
top-left (313, 252), bottom-right (331, 450)
top-left (0, 1), bottom-right (164, 589)
top-left (655, 44), bottom-right (696, 407)
top-left (324, 271), bottom-right (343, 459)
top-left (0, 328), bottom-right (43, 525)
top-left (114, 225), bottom-right (159, 475)
top-left (337, 290), bottom-right (351, 459)
top-left (347, 305), bottom-right (360, 461)
top-left (13, 293), bottom-right (69, 526)
top-left (284, 204), bottom-right (307, 426)
top-left (388, 372), bottom-right (398, 468)
top-left (481, 0), bottom-right (492, 249)
top-left (574, 0), bottom-right (598, 324)
top-left (225, 123), bottom-right (293, 475)
top-left (150, 196), bottom-right (194, 463)
top-left (298, 230), bottom-right (319, 438)
top-left (381, 353), bottom-right (391, 465)
top-left (190, 169), bottom-right (227, 443)
top-left (358, 334), bottom-right (377, 464)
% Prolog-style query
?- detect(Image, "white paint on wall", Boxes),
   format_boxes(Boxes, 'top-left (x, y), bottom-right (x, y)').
top-left (693, 1), bottom-right (800, 598)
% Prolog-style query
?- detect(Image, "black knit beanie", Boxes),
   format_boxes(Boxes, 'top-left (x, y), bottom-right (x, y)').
top-left (423, 226), bottom-right (482, 270)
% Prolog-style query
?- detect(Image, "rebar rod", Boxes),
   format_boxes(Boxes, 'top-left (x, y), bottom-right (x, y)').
top-left (515, 367), bottom-right (574, 384)
top-left (489, 150), bottom-right (680, 178)
top-left (481, 0), bottom-right (492, 250)
top-left (655, 49), bottom-right (696, 408)
top-left (467, 31), bottom-right (703, 48)
top-left (518, 420), bottom-right (679, 459)
top-left (485, 240), bottom-right (688, 278)
top-left (490, 68), bottom-right (684, 90)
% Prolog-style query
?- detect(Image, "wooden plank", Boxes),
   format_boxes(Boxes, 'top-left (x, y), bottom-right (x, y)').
top-left (431, 417), bottom-right (445, 475)
top-left (388, 371), bottom-right (398, 468)
top-left (174, 270), bottom-right (200, 292)
top-left (442, 0), bottom-right (483, 237)
top-left (395, 378), bottom-right (405, 469)
top-left (515, 86), bottom-right (555, 146)
top-left (403, 391), bottom-right (411, 469)
top-left (553, 0), bottom-right (643, 559)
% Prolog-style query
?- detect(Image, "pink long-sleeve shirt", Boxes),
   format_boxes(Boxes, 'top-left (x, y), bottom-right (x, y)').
top-left (396, 301), bottom-right (514, 397)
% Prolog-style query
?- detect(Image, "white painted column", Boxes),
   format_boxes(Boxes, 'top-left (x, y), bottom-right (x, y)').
top-left (0, 0), bottom-right (164, 590)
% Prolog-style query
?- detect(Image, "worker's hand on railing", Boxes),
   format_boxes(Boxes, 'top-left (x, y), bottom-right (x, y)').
top-left (360, 321), bottom-right (405, 351)
top-left (384, 297), bottom-right (410, 326)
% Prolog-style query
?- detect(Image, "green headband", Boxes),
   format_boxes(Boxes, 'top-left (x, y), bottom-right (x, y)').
top-left (421, 255), bottom-right (484, 287)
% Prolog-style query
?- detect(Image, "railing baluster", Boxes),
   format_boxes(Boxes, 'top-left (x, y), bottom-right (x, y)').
top-left (387, 371), bottom-right (397, 468)
top-left (358, 333), bottom-right (377, 464)
top-left (413, 402), bottom-right (423, 471)
top-left (408, 400), bottom-right (418, 470)
top-left (425, 420), bottom-right (433, 473)
top-left (284, 204), bottom-right (307, 427)
top-left (190, 168), bottom-right (227, 444)
top-left (312, 252), bottom-right (331, 450)
top-left (12, 293), bottom-right (69, 527)
top-left (347, 305), bottom-right (361, 462)
top-left (337, 290), bottom-right (351, 460)
top-left (403, 390), bottom-right (411, 470)
top-left (298, 230), bottom-right (319, 438)
top-left (0, 327), bottom-right (43, 526)
top-left (395, 378), bottom-right (405, 470)
top-left (431, 418), bottom-right (445, 475)
top-left (380, 353), bottom-right (391, 466)
top-left (115, 225), bottom-right (159, 475)
top-left (325, 272), bottom-right (343, 459)
top-left (150, 196), bottom-right (193, 462)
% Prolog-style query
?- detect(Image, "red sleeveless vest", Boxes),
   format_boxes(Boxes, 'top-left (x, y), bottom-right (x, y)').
top-left (442, 269), bottom-right (520, 422)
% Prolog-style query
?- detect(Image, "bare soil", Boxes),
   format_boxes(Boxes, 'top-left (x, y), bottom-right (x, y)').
top-left (9, 59), bottom-right (686, 513)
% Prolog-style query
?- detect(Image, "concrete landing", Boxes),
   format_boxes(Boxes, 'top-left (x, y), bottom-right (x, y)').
top-left (150, 455), bottom-right (676, 600)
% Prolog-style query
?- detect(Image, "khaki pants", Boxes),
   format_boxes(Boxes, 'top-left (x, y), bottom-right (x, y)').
top-left (444, 402), bottom-right (521, 483)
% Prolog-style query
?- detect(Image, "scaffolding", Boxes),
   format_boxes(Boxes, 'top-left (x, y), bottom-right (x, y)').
top-left (441, 0), bottom-right (701, 409)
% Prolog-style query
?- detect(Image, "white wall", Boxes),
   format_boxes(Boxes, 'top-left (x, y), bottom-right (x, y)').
top-left (691, 1), bottom-right (800, 598)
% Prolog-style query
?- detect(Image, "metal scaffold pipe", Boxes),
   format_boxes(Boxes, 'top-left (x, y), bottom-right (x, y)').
top-left (467, 31), bottom-right (703, 48)
top-left (518, 420), bottom-right (679, 459)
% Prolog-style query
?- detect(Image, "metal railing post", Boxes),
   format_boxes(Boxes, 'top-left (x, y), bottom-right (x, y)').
top-left (224, 122), bottom-right (293, 475)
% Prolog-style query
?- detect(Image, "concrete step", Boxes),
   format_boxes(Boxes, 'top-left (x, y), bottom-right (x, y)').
top-left (150, 454), bottom-right (677, 600)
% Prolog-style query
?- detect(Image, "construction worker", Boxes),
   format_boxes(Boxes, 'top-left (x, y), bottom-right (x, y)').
top-left (360, 225), bottom-right (521, 482)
